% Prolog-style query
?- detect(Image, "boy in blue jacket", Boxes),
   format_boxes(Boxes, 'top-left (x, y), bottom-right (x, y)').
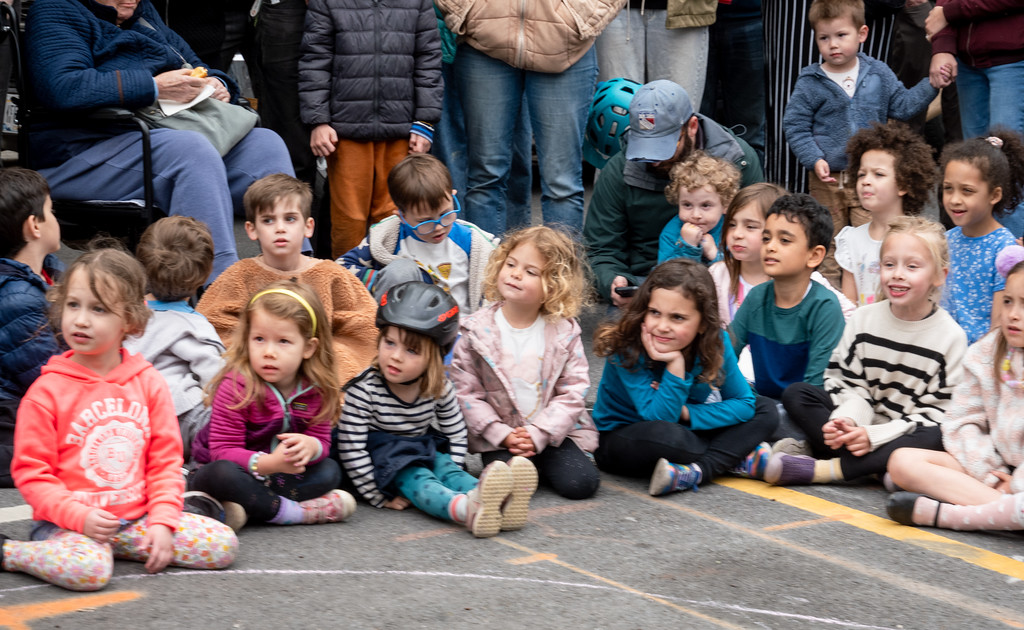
top-left (0, 168), bottom-right (63, 486)
top-left (782, 0), bottom-right (938, 284)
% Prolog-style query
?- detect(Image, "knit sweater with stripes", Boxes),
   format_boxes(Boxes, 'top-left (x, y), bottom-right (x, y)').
top-left (823, 301), bottom-right (967, 450)
top-left (338, 367), bottom-right (467, 507)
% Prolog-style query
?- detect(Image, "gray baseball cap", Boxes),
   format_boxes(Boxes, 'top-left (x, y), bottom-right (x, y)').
top-left (625, 80), bottom-right (694, 162)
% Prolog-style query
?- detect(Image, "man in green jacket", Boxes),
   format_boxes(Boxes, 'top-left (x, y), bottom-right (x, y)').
top-left (584, 80), bottom-right (763, 307)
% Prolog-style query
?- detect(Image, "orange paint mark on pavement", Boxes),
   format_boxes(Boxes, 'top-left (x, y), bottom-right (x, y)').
top-left (507, 553), bottom-right (558, 565)
top-left (0, 590), bottom-right (141, 630)
top-left (393, 526), bottom-right (461, 542)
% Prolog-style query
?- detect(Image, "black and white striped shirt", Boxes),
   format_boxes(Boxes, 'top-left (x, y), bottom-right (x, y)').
top-left (338, 368), bottom-right (468, 507)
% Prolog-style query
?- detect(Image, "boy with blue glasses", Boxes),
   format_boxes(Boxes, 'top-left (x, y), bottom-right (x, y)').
top-left (339, 154), bottom-right (499, 313)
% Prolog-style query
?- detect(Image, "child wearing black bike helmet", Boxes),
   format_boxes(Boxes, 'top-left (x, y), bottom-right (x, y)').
top-left (337, 281), bottom-right (537, 537)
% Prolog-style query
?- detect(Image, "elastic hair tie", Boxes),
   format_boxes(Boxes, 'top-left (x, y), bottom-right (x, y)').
top-left (996, 245), bottom-right (1024, 279)
top-left (249, 288), bottom-right (317, 337)
top-left (986, 136), bottom-right (1004, 149)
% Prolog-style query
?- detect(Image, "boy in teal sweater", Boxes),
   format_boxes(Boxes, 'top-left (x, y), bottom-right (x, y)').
top-left (729, 194), bottom-right (845, 405)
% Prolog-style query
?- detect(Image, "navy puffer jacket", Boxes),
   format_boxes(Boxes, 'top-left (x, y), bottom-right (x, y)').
top-left (0, 256), bottom-right (63, 402)
top-left (298, 0), bottom-right (442, 141)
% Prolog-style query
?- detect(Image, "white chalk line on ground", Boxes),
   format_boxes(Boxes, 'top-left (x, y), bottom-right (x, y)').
top-left (0, 568), bottom-right (900, 629)
top-left (0, 505), bottom-right (32, 524)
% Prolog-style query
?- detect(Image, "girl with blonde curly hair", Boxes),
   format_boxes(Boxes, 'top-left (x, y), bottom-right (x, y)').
top-left (451, 226), bottom-right (601, 500)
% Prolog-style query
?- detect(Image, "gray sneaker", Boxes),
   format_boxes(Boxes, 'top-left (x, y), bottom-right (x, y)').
top-left (771, 437), bottom-right (812, 457)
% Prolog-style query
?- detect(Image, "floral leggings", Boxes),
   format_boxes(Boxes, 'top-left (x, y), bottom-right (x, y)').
top-left (2, 513), bottom-right (238, 591)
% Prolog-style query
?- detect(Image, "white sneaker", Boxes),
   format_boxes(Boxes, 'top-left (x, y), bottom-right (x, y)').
top-left (465, 461), bottom-right (513, 538)
top-left (500, 456), bottom-right (538, 531)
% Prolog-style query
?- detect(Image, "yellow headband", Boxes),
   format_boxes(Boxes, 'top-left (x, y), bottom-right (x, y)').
top-left (249, 288), bottom-right (317, 337)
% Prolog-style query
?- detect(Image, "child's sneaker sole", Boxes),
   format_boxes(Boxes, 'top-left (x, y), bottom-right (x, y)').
top-left (648, 458), bottom-right (674, 496)
top-left (501, 456), bottom-right (538, 531)
top-left (222, 501), bottom-right (248, 532)
top-left (470, 461), bottom-right (513, 538)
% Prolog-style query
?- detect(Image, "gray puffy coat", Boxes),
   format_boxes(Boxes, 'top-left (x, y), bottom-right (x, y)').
top-left (298, 0), bottom-right (442, 141)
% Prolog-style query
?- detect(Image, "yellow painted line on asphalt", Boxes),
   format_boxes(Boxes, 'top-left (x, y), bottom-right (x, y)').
top-left (493, 537), bottom-right (747, 630)
top-left (0, 591), bottom-right (142, 630)
top-left (715, 477), bottom-right (1024, 582)
top-left (605, 480), bottom-right (1024, 629)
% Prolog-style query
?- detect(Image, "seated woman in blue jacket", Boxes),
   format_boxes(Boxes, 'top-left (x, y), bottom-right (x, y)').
top-left (591, 258), bottom-right (778, 496)
top-left (24, 0), bottom-right (294, 283)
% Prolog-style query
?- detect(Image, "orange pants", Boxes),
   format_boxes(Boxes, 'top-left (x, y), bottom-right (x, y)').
top-left (807, 170), bottom-right (869, 288)
top-left (326, 138), bottom-right (408, 258)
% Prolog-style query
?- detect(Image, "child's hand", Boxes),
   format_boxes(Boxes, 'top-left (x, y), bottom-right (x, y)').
top-left (511, 427), bottom-right (537, 457)
top-left (310, 124), bottom-right (338, 157)
top-left (276, 433), bottom-right (319, 471)
top-left (700, 233), bottom-right (718, 261)
top-left (408, 133), bottom-right (431, 154)
top-left (260, 447), bottom-right (304, 476)
top-left (680, 222), bottom-right (704, 247)
top-left (822, 418), bottom-right (844, 447)
top-left (814, 159), bottom-right (836, 183)
top-left (929, 53), bottom-right (957, 88)
top-left (640, 322), bottom-right (686, 379)
top-left (142, 524), bottom-right (175, 573)
top-left (83, 508), bottom-right (120, 543)
top-left (832, 425), bottom-right (870, 457)
top-left (384, 496), bottom-right (412, 510)
top-left (992, 470), bottom-right (1013, 494)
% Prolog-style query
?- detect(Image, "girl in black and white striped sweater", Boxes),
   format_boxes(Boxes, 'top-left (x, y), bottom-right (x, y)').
top-left (769, 217), bottom-right (968, 485)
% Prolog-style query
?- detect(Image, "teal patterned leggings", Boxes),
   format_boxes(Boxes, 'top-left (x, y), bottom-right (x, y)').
top-left (393, 453), bottom-right (477, 521)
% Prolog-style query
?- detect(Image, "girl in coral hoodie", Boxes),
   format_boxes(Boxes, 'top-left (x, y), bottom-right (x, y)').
top-left (5, 246), bottom-right (237, 592)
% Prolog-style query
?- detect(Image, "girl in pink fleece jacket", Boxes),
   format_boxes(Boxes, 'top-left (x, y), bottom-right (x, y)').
top-left (451, 226), bottom-right (600, 500)
top-left (887, 245), bottom-right (1024, 531)
top-left (189, 281), bottom-right (355, 531)
top-left (8, 247), bottom-right (237, 591)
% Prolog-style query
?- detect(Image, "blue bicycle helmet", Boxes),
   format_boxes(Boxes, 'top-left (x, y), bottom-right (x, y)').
top-left (584, 77), bottom-right (642, 169)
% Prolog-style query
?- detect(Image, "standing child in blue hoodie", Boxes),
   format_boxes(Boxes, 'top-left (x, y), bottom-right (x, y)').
top-left (782, 0), bottom-right (939, 285)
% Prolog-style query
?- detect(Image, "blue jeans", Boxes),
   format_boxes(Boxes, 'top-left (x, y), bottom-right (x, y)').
top-left (957, 59), bottom-right (1024, 237)
top-left (955, 58), bottom-right (1024, 139)
top-left (455, 45), bottom-right (597, 236)
top-left (41, 127), bottom-right (294, 283)
top-left (432, 61), bottom-right (534, 231)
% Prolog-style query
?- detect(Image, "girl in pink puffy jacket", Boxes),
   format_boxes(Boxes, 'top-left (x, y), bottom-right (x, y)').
top-left (451, 226), bottom-right (601, 500)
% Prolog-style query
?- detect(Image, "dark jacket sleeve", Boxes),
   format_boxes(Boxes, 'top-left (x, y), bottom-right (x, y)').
top-left (412, 0), bottom-right (442, 124)
top-left (298, 0), bottom-right (334, 127)
top-left (26, 0), bottom-right (158, 110)
top-left (584, 154), bottom-right (635, 300)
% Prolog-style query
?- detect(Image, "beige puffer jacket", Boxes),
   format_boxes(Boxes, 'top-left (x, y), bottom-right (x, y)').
top-left (437, 0), bottom-right (626, 73)
top-left (666, 0), bottom-right (718, 29)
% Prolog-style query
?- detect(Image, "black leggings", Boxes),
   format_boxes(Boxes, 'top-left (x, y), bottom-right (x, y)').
top-left (781, 382), bottom-right (944, 480)
top-left (594, 396), bottom-right (779, 482)
top-left (189, 458), bottom-right (342, 522)
top-left (480, 438), bottom-right (600, 500)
